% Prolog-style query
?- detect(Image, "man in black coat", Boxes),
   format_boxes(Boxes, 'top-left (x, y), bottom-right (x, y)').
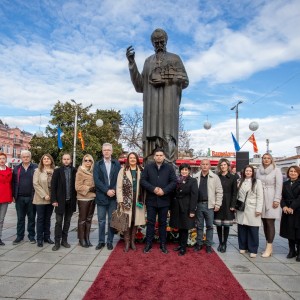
top-left (141, 148), bottom-right (177, 254)
top-left (51, 153), bottom-right (77, 251)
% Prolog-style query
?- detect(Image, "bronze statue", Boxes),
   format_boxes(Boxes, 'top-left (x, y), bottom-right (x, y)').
top-left (126, 28), bottom-right (189, 163)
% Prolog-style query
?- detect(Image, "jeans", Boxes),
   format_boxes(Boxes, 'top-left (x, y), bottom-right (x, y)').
top-left (15, 196), bottom-right (36, 239)
top-left (97, 200), bottom-right (117, 244)
top-left (54, 201), bottom-right (73, 243)
top-left (146, 205), bottom-right (169, 245)
top-left (36, 204), bottom-right (53, 241)
top-left (0, 203), bottom-right (8, 239)
top-left (238, 224), bottom-right (259, 254)
top-left (196, 202), bottom-right (214, 246)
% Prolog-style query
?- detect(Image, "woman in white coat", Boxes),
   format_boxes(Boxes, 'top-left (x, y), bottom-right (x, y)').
top-left (116, 152), bottom-right (146, 252)
top-left (256, 153), bottom-right (282, 257)
top-left (236, 165), bottom-right (263, 258)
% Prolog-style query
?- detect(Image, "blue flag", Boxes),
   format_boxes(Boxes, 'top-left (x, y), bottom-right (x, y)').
top-left (231, 132), bottom-right (241, 152)
top-left (57, 127), bottom-right (63, 149)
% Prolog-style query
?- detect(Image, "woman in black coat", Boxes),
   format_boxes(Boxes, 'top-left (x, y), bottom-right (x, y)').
top-left (279, 166), bottom-right (300, 261)
top-left (214, 158), bottom-right (237, 253)
top-left (170, 163), bottom-right (197, 256)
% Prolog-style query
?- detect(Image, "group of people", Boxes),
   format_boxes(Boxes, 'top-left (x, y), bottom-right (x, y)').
top-left (0, 149), bottom-right (300, 261)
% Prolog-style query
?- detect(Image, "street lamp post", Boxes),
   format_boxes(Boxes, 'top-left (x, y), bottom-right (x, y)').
top-left (230, 100), bottom-right (243, 144)
top-left (71, 99), bottom-right (79, 167)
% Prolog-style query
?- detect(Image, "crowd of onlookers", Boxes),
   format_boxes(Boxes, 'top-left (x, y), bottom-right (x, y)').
top-left (0, 146), bottom-right (299, 261)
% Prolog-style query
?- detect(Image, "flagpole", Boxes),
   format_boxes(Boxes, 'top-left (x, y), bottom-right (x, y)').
top-left (71, 99), bottom-right (79, 167)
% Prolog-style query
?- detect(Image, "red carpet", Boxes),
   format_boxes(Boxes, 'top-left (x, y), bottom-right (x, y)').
top-left (84, 242), bottom-right (250, 300)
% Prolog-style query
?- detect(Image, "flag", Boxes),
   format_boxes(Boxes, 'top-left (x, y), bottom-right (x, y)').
top-left (248, 133), bottom-right (258, 153)
top-left (57, 127), bottom-right (63, 149)
top-left (231, 132), bottom-right (241, 152)
top-left (78, 130), bottom-right (85, 150)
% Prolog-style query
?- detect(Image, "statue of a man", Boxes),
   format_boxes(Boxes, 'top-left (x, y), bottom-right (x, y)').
top-left (126, 28), bottom-right (189, 163)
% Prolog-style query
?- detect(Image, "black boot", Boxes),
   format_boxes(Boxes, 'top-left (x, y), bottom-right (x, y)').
top-left (287, 240), bottom-right (296, 259)
top-left (79, 239), bottom-right (89, 248)
top-left (160, 244), bottom-right (169, 254)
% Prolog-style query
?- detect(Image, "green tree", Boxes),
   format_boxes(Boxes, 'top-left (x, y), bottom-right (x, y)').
top-left (30, 101), bottom-right (122, 166)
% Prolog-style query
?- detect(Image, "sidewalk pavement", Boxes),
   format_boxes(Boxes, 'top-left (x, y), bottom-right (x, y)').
top-left (0, 204), bottom-right (300, 300)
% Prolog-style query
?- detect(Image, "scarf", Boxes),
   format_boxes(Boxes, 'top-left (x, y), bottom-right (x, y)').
top-left (177, 175), bottom-right (188, 189)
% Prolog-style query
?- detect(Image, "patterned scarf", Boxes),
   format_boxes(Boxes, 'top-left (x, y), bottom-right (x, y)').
top-left (122, 169), bottom-right (133, 210)
top-left (177, 175), bottom-right (188, 189)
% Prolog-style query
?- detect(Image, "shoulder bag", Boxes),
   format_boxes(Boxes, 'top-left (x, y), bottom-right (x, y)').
top-left (110, 204), bottom-right (129, 233)
top-left (235, 191), bottom-right (249, 212)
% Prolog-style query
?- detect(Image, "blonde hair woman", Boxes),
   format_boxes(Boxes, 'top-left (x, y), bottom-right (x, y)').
top-left (33, 154), bottom-right (55, 247)
top-left (75, 154), bottom-right (96, 248)
top-left (256, 153), bottom-right (282, 257)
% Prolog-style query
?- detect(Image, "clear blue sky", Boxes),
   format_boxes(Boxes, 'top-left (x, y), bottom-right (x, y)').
top-left (0, 0), bottom-right (299, 157)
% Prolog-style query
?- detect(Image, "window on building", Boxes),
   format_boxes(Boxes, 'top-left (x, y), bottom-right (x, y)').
top-left (13, 148), bottom-right (17, 157)
top-left (7, 146), bottom-right (10, 154)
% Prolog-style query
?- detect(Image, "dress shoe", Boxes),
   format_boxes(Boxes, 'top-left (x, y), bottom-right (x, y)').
top-left (52, 243), bottom-right (60, 251)
top-left (95, 242), bottom-right (105, 250)
top-left (296, 253), bottom-right (300, 262)
top-left (160, 244), bottom-right (169, 254)
top-left (13, 237), bottom-right (24, 245)
top-left (86, 239), bottom-right (93, 247)
top-left (61, 241), bottom-right (71, 248)
top-left (44, 238), bottom-right (54, 244)
top-left (79, 239), bottom-right (89, 248)
top-left (29, 238), bottom-right (36, 244)
top-left (37, 240), bottom-right (43, 247)
top-left (178, 249), bottom-right (186, 256)
top-left (220, 243), bottom-right (227, 253)
top-left (217, 244), bottom-right (222, 252)
top-left (206, 246), bottom-right (212, 254)
top-left (194, 244), bottom-right (203, 252)
top-left (107, 243), bottom-right (113, 250)
top-left (239, 249), bottom-right (246, 254)
top-left (173, 245), bottom-right (182, 251)
top-left (250, 253), bottom-right (257, 258)
top-left (143, 244), bottom-right (152, 253)
top-left (0, 239), bottom-right (5, 246)
top-left (287, 249), bottom-right (296, 259)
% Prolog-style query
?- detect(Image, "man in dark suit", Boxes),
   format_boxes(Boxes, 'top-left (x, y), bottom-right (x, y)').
top-left (94, 143), bottom-right (121, 250)
top-left (141, 148), bottom-right (177, 254)
top-left (51, 153), bottom-right (77, 251)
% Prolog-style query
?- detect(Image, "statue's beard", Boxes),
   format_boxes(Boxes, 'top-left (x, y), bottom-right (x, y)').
top-left (155, 46), bottom-right (166, 53)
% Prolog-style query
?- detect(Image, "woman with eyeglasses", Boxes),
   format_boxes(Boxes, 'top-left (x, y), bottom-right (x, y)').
top-left (33, 154), bottom-right (55, 247)
top-left (75, 154), bottom-right (96, 247)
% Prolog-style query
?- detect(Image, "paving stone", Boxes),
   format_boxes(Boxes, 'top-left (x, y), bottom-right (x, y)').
top-left (27, 252), bottom-right (65, 264)
top-left (246, 290), bottom-right (293, 299)
top-left (223, 261), bottom-right (264, 274)
top-left (71, 245), bottom-right (100, 255)
top-left (286, 263), bottom-right (300, 275)
top-left (43, 264), bottom-right (88, 280)
top-left (21, 279), bottom-right (77, 300)
top-left (253, 262), bottom-right (298, 276)
top-left (0, 276), bottom-right (38, 298)
top-left (270, 275), bottom-right (300, 292)
top-left (233, 274), bottom-right (281, 291)
top-left (81, 266), bottom-right (101, 281)
top-left (7, 262), bottom-right (54, 278)
top-left (273, 253), bottom-right (298, 264)
top-left (0, 261), bottom-right (20, 275)
top-left (42, 244), bottom-right (74, 253)
top-left (59, 253), bottom-right (95, 266)
top-left (67, 280), bottom-right (93, 300)
top-left (0, 250), bottom-right (35, 262)
top-left (91, 255), bottom-right (108, 267)
top-left (215, 251), bottom-right (250, 262)
top-left (288, 292), bottom-right (300, 299)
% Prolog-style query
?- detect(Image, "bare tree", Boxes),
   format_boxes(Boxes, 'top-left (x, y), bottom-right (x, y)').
top-left (120, 110), bottom-right (143, 155)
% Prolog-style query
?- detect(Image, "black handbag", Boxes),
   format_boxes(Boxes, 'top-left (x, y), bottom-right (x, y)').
top-left (110, 205), bottom-right (129, 233)
top-left (235, 191), bottom-right (249, 212)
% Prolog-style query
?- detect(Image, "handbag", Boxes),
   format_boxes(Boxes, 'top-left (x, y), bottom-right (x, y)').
top-left (110, 205), bottom-right (129, 232)
top-left (235, 191), bottom-right (249, 212)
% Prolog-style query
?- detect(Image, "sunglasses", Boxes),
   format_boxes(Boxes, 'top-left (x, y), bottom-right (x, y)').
top-left (84, 159), bottom-right (92, 162)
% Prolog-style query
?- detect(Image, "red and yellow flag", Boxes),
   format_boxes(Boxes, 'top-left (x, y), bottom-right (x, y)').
top-left (248, 133), bottom-right (258, 153)
top-left (78, 130), bottom-right (85, 150)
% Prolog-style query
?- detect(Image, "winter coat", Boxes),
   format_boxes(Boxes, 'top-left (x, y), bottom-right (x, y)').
top-left (12, 163), bottom-right (38, 200)
top-left (33, 168), bottom-right (53, 205)
top-left (0, 167), bottom-right (13, 204)
top-left (141, 162), bottom-right (177, 208)
top-left (193, 170), bottom-right (223, 209)
top-left (279, 179), bottom-right (300, 240)
top-left (214, 172), bottom-right (237, 221)
top-left (169, 176), bottom-right (198, 230)
top-left (93, 159), bottom-right (121, 206)
top-left (116, 167), bottom-right (146, 226)
top-left (51, 166), bottom-right (77, 214)
top-left (256, 165), bottom-right (283, 219)
top-left (236, 179), bottom-right (263, 227)
top-left (75, 166), bottom-right (96, 200)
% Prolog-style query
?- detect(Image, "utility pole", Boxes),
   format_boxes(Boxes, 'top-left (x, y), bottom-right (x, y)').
top-left (230, 100), bottom-right (243, 144)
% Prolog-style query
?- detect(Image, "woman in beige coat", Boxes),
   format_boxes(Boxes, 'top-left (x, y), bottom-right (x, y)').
top-left (33, 154), bottom-right (55, 247)
top-left (236, 165), bottom-right (263, 258)
top-left (116, 152), bottom-right (145, 252)
top-left (256, 153), bottom-right (282, 257)
top-left (75, 154), bottom-right (96, 248)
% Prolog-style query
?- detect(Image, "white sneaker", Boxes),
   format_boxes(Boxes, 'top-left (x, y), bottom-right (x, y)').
top-left (239, 250), bottom-right (246, 254)
top-left (250, 253), bottom-right (257, 258)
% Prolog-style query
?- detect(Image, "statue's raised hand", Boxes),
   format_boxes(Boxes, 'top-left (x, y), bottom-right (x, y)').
top-left (126, 45), bottom-right (135, 64)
